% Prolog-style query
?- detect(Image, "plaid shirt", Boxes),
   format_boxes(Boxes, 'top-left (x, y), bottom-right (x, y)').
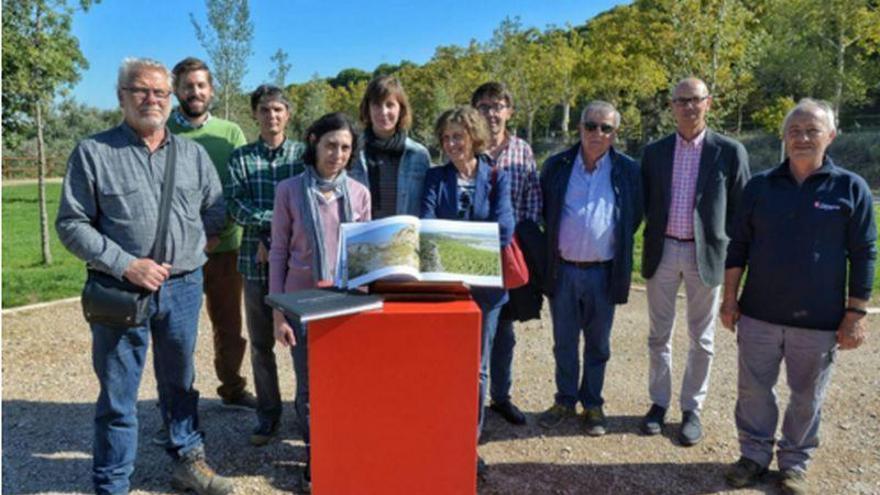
top-left (226, 137), bottom-right (306, 282)
top-left (493, 134), bottom-right (542, 223)
top-left (665, 130), bottom-right (706, 239)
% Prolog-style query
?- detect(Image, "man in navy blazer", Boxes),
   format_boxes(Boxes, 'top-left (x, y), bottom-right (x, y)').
top-left (639, 77), bottom-right (750, 446)
top-left (538, 101), bottom-right (643, 436)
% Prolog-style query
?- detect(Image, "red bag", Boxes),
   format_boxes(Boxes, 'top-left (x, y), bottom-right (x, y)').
top-left (501, 235), bottom-right (529, 289)
top-left (490, 166), bottom-right (530, 289)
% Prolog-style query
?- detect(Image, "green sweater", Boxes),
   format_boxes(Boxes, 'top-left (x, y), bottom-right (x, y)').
top-left (168, 114), bottom-right (248, 253)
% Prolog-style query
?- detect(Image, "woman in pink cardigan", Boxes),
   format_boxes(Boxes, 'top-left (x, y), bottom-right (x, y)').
top-left (269, 112), bottom-right (371, 492)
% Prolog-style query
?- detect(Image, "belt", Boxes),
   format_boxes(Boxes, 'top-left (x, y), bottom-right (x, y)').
top-left (561, 258), bottom-right (611, 269)
top-left (665, 235), bottom-right (695, 242)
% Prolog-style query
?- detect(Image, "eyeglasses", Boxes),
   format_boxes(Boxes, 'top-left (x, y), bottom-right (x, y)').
top-left (672, 95), bottom-right (708, 107)
top-left (476, 103), bottom-right (508, 114)
top-left (786, 128), bottom-right (825, 140)
top-left (582, 121), bottom-right (615, 134)
top-left (123, 86), bottom-right (171, 100)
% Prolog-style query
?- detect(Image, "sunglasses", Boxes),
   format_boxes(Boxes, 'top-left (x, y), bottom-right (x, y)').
top-left (583, 121), bottom-right (615, 134)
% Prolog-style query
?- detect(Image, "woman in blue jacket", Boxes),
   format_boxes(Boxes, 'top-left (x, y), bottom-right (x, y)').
top-left (350, 75), bottom-right (432, 218)
top-left (421, 105), bottom-right (514, 473)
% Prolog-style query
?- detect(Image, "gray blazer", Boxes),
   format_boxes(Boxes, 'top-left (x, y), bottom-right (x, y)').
top-left (640, 129), bottom-right (750, 286)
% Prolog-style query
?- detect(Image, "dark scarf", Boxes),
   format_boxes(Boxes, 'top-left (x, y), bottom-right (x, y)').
top-left (300, 165), bottom-right (353, 283)
top-left (364, 129), bottom-right (406, 212)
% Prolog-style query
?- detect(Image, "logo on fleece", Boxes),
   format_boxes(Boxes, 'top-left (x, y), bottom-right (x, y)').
top-left (814, 200), bottom-right (841, 211)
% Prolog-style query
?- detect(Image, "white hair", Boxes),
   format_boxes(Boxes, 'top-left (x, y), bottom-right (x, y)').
top-left (781, 98), bottom-right (837, 135)
top-left (579, 100), bottom-right (621, 128)
top-left (117, 57), bottom-right (173, 90)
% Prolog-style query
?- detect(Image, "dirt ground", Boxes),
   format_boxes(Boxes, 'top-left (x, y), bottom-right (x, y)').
top-left (3, 289), bottom-right (879, 494)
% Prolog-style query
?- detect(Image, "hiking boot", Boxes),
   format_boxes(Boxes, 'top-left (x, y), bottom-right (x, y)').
top-left (538, 403), bottom-right (576, 429)
top-left (724, 456), bottom-right (768, 488)
top-left (152, 426), bottom-right (170, 447)
top-left (221, 391), bottom-right (257, 411)
top-left (249, 418), bottom-right (279, 447)
top-left (639, 404), bottom-right (666, 435)
top-left (780, 468), bottom-right (808, 495)
top-left (170, 447), bottom-right (234, 495)
top-left (490, 400), bottom-right (527, 425)
top-left (678, 410), bottom-right (703, 446)
top-left (583, 406), bottom-right (607, 437)
top-left (300, 459), bottom-right (312, 493)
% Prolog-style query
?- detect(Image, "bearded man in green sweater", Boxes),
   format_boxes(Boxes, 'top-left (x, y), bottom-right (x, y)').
top-left (168, 57), bottom-right (256, 411)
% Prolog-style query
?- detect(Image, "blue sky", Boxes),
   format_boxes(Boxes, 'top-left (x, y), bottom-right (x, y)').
top-left (71, 0), bottom-right (627, 109)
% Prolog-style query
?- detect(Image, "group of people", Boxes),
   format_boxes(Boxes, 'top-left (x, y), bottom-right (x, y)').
top-left (55, 55), bottom-right (874, 495)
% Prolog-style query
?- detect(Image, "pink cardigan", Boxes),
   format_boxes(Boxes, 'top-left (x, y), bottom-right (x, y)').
top-left (269, 173), bottom-right (371, 294)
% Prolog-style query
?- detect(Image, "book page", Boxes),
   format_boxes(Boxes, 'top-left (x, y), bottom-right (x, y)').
top-left (418, 220), bottom-right (503, 288)
top-left (337, 215), bottom-right (422, 288)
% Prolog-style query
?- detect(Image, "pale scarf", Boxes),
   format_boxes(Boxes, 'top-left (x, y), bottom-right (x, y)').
top-left (300, 165), bottom-right (353, 283)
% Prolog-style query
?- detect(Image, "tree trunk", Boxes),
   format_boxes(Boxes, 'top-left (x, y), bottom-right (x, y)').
top-left (560, 100), bottom-right (571, 139)
top-left (35, 100), bottom-right (52, 265)
top-left (834, 32), bottom-right (845, 117)
top-left (526, 110), bottom-right (535, 144)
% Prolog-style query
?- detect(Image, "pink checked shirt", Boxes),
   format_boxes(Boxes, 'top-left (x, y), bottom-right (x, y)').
top-left (492, 135), bottom-right (542, 223)
top-left (665, 129), bottom-right (706, 239)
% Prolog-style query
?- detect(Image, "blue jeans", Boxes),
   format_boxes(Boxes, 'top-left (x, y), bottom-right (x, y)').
top-left (243, 279), bottom-right (282, 424)
top-left (472, 288), bottom-right (506, 440)
top-left (91, 268), bottom-right (204, 494)
top-left (548, 263), bottom-right (615, 409)
top-left (287, 318), bottom-right (311, 449)
top-left (490, 318), bottom-right (515, 404)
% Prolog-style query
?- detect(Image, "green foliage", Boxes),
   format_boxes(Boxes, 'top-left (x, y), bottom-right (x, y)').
top-left (191, 0), bottom-right (253, 120)
top-left (1, 0), bottom-right (93, 150)
top-left (2, 183), bottom-right (85, 307)
top-left (750, 96), bottom-right (795, 135)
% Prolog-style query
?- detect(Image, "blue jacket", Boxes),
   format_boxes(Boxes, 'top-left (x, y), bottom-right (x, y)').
top-left (421, 156), bottom-right (514, 308)
top-left (541, 144), bottom-right (643, 304)
top-left (350, 136), bottom-right (432, 217)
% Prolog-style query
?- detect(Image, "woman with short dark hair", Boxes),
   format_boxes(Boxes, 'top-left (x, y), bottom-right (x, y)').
top-left (268, 112), bottom-right (371, 491)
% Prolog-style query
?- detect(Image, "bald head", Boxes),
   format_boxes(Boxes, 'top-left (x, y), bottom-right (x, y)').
top-left (671, 77), bottom-right (712, 139)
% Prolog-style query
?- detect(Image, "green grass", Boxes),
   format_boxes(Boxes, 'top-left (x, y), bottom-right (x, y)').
top-left (2, 183), bottom-right (85, 308)
top-left (2, 183), bottom-right (879, 308)
top-left (420, 235), bottom-right (501, 276)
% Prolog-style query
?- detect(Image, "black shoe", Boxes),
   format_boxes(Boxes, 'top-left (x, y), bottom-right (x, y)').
top-left (640, 404), bottom-right (666, 435)
top-left (678, 410), bottom-right (703, 446)
top-left (300, 460), bottom-right (312, 493)
top-left (249, 418), bottom-right (280, 446)
top-left (724, 456), bottom-right (768, 488)
top-left (477, 456), bottom-right (488, 479)
top-left (221, 390), bottom-right (258, 411)
top-left (490, 400), bottom-right (527, 425)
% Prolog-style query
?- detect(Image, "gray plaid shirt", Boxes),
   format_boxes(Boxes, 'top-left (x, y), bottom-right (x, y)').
top-left (56, 123), bottom-right (225, 279)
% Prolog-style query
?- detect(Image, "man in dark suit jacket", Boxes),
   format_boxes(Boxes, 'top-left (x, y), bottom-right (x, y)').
top-left (538, 101), bottom-right (643, 436)
top-left (639, 77), bottom-right (750, 446)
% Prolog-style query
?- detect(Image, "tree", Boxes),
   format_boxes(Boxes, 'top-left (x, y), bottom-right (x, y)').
top-left (2, 0), bottom-right (94, 265)
top-left (191, 0), bottom-right (253, 119)
top-left (541, 26), bottom-right (589, 137)
top-left (757, 0), bottom-right (880, 115)
top-left (329, 68), bottom-right (371, 88)
top-left (487, 17), bottom-right (555, 142)
top-left (269, 48), bottom-right (291, 88)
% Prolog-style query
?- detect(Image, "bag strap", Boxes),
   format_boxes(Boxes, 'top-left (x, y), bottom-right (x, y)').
top-left (150, 137), bottom-right (178, 263)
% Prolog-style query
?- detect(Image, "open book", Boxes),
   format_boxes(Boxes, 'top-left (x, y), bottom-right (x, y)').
top-left (335, 215), bottom-right (502, 289)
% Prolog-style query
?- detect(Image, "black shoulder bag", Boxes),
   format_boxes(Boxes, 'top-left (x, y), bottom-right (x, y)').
top-left (81, 141), bottom-right (177, 327)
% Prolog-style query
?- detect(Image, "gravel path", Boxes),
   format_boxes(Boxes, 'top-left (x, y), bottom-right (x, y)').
top-left (3, 290), bottom-right (879, 494)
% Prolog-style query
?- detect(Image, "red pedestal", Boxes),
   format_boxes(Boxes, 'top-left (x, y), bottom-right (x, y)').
top-left (308, 300), bottom-right (481, 495)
